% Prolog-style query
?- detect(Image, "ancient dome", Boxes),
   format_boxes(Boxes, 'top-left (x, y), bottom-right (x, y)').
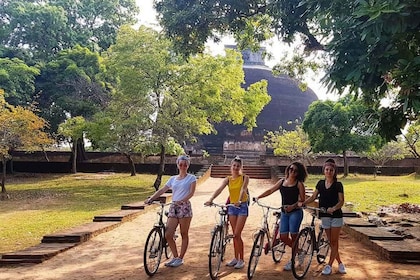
top-left (197, 47), bottom-right (318, 155)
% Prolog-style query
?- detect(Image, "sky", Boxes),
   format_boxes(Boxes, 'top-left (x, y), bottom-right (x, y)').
top-left (135, 0), bottom-right (336, 101)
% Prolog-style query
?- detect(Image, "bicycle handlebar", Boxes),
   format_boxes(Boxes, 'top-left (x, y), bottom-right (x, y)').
top-left (301, 205), bottom-right (327, 213)
top-left (252, 197), bottom-right (283, 211)
top-left (204, 202), bottom-right (240, 209)
top-left (148, 200), bottom-right (173, 207)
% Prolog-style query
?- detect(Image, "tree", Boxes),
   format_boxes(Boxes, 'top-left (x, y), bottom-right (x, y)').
top-left (0, 89), bottom-right (52, 197)
top-left (264, 125), bottom-right (314, 165)
top-left (0, 57), bottom-right (40, 106)
top-left (106, 26), bottom-right (270, 189)
top-left (302, 100), bottom-right (377, 176)
top-left (57, 116), bottom-right (87, 174)
top-left (36, 45), bottom-right (114, 135)
top-left (403, 122), bottom-right (420, 159)
top-left (155, 0), bottom-right (420, 140)
top-left (87, 97), bottom-right (154, 176)
top-left (0, 0), bottom-right (139, 60)
top-left (363, 140), bottom-right (407, 177)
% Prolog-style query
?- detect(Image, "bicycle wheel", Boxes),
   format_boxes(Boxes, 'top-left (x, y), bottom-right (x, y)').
top-left (292, 228), bottom-right (315, 280)
top-left (247, 231), bottom-right (264, 279)
top-left (209, 226), bottom-right (223, 280)
top-left (316, 229), bottom-right (330, 264)
top-left (144, 227), bottom-right (163, 276)
top-left (271, 240), bottom-right (286, 263)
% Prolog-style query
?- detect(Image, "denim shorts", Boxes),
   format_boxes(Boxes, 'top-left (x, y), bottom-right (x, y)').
top-left (321, 217), bottom-right (344, 229)
top-left (279, 209), bottom-right (303, 234)
top-left (227, 202), bottom-right (249, 216)
top-left (168, 201), bottom-right (193, 218)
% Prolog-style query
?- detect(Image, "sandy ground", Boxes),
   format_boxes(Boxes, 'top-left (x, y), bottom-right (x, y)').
top-left (0, 178), bottom-right (419, 280)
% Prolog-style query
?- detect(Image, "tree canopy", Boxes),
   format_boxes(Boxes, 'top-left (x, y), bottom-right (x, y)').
top-left (302, 99), bottom-right (378, 176)
top-left (155, 0), bottom-right (420, 139)
top-left (0, 0), bottom-right (139, 61)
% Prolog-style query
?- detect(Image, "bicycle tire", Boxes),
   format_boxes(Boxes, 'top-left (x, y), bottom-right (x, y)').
top-left (292, 228), bottom-right (315, 280)
top-left (209, 226), bottom-right (223, 280)
top-left (272, 240), bottom-right (286, 263)
top-left (271, 225), bottom-right (285, 263)
top-left (144, 227), bottom-right (163, 276)
top-left (316, 229), bottom-right (330, 264)
top-left (247, 231), bottom-right (264, 279)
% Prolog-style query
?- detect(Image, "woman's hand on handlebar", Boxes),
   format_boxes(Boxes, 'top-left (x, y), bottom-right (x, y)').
top-left (204, 201), bottom-right (212, 206)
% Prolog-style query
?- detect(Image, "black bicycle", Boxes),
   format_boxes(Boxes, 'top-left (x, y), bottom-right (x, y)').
top-left (206, 202), bottom-right (237, 280)
top-left (291, 206), bottom-right (330, 279)
top-left (247, 198), bottom-right (286, 279)
top-left (143, 201), bottom-right (176, 276)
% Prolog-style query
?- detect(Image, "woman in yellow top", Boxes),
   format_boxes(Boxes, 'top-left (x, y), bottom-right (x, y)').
top-left (205, 156), bottom-right (250, 269)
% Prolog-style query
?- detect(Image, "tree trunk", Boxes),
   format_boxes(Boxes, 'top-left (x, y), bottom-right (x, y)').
top-left (343, 151), bottom-right (349, 177)
top-left (76, 138), bottom-right (87, 162)
top-left (71, 141), bottom-right (77, 174)
top-left (153, 144), bottom-right (166, 191)
top-left (126, 153), bottom-right (136, 176)
top-left (1, 157), bottom-right (8, 199)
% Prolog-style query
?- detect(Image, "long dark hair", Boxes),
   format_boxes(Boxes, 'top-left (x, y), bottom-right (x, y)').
top-left (285, 161), bottom-right (308, 182)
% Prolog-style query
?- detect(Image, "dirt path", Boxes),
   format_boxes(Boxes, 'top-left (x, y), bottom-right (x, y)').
top-left (0, 178), bottom-right (419, 280)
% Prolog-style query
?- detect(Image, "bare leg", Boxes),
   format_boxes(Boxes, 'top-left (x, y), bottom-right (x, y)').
top-left (165, 217), bottom-right (179, 258)
top-left (326, 227), bottom-right (342, 266)
top-left (177, 217), bottom-right (192, 259)
top-left (231, 215), bottom-right (247, 261)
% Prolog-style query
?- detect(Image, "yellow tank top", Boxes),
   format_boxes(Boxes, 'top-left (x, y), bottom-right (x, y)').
top-left (228, 175), bottom-right (248, 203)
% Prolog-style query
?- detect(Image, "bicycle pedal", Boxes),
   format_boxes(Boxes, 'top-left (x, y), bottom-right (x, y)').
top-left (226, 234), bottom-right (234, 239)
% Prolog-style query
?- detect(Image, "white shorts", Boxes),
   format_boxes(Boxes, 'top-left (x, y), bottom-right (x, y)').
top-left (321, 217), bottom-right (344, 229)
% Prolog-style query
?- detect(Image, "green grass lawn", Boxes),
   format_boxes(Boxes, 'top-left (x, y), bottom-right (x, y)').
top-left (305, 173), bottom-right (420, 213)
top-left (0, 172), bottom-right (167, 254)
top-left (0, 172), bottom-right (419, 255)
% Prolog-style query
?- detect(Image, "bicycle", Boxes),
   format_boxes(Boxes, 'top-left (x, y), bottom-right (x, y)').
top-left (247, 198), bottom-right (286, 279)
top-left (291, 206), bottom-right (330, 279)
top-left (143, 201), bottom-right (177, 276)
top-left (206, 202), bottom-right (237, 280)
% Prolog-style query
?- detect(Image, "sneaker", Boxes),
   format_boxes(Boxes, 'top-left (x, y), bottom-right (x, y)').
top-left (322, 264), bottom-right (332, 275)
top-left (338, 263), bottom-right (347, 274)
top-left (284, 260), bottom-right (292, 271)
top-left (168, 258), bottom-right (183, 267)
top-left (164, 258), bottom-right (176, 266)
top-left (226, 258), bottom-right (238, 267)
top-left (234, 259), bottom-right (245, 269)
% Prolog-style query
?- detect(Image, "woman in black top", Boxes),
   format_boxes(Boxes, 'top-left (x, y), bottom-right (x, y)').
top-left (255, 162), bottom-right (307, 271)
top-left (300, 159), bottom-right (346, 275)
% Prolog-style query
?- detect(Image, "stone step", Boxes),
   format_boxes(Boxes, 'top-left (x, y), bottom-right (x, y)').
top-left (121, 202), bottom-right (145, 210)
top-left (0, 243), bottom-right (77, 265)
top-left (42, 221), bottom-right (121, 243)
top-left (92, 209), bottom-right (142, 222)
top-left (344, 217), bottom-right (377, 227)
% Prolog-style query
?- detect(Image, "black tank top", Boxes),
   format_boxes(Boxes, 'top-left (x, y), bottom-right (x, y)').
top-left (280, 181), bottom-right (299, 207)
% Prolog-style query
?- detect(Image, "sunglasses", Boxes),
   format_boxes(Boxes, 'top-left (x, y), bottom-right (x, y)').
top-left (289, 167), bottom-right (298, 173)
